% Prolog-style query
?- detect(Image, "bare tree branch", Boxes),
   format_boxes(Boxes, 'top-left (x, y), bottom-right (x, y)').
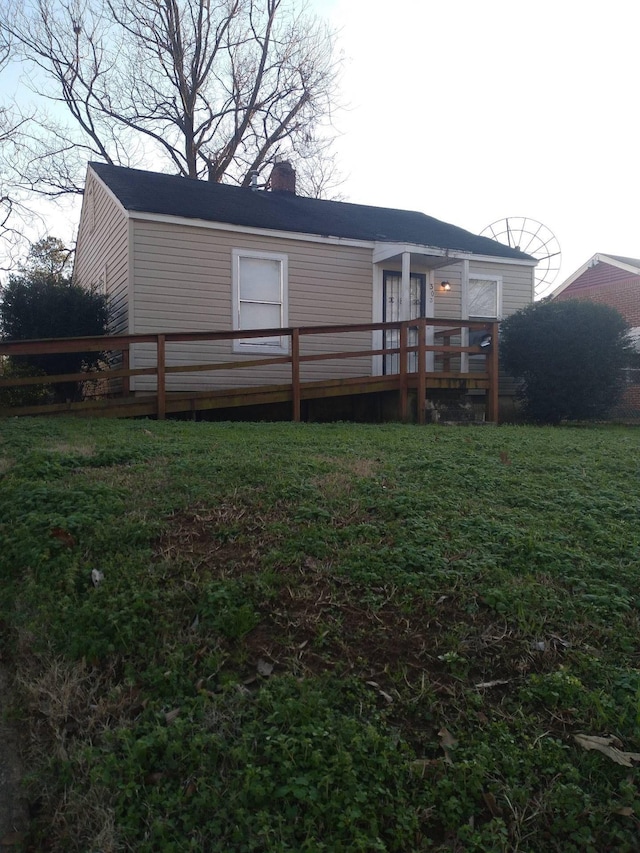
top-left (1, 0), bottom-right (344, 197)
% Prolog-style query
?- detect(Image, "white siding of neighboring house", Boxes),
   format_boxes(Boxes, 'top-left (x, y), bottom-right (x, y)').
top-left (74, 172), bottom-right (130, 335)
top-left (129, 219), bottom-right (374, 392)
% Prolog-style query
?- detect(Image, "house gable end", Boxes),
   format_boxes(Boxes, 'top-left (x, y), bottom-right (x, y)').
top-left (553, 253), bottom-right (640, 298)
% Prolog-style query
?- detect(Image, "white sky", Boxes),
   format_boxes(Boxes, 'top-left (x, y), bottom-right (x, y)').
top-left (323, 0), bottom-right (640, 290)
top-left (5, 0), bottom-right (640, 292)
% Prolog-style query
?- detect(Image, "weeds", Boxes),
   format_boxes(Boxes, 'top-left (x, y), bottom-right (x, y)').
top-left (1, 419), bottom-right (640, 850)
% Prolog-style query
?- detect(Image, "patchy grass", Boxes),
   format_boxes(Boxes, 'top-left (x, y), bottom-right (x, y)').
top-left (1, 418), bottom-right (640, 851)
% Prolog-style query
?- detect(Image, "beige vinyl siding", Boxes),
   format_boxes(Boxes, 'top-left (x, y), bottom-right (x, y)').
top-left (130, 220), bottom-right (373, 392)
top-left (433, 264), bottom-right (462, 319)
top-left (74, 172), bottom-right (130, 334)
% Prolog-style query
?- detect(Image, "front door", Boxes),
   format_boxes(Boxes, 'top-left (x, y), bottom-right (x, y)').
top-left (383, 271), bottom-right (426, 374)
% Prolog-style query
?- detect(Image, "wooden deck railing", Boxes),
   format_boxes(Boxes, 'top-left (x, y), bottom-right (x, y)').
top-left (0, 318), bottom-right (499, 422)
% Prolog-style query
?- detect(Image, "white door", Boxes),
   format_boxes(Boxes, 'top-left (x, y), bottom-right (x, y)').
top-left (383, 271), bottom-right (426, 374)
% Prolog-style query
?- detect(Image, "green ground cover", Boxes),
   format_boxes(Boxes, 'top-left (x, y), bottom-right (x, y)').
top-left (1, 418), bottom-right (639, 851)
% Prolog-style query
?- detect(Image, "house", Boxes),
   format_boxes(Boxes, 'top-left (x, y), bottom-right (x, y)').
top-left (552, 253), bottom-right (640, 418)
top-left (74, 161), bottom-right (537, 417)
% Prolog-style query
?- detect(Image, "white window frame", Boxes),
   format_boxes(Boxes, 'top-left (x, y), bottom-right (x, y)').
top-left (468, 274), bottom-right (503, 320)
top-left (232, 249), bottom-right (289, 354)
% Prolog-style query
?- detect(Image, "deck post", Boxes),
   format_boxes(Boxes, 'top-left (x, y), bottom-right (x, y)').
top-left (485, 321), bottom-right (499, 423)
top-left (399, 322), bottom-right (409, 421)
top-left (157, 334), bottom-right (166, 420)
top-left (417, 319), bottom-right (426, 425)
top-left (122, 347), bottom-right (130, 397)
top-left (291, 328), bottom-right (301, 422)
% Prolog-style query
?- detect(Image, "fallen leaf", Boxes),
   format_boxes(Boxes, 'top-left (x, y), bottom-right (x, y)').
top-left (615, 806), bottom-right (634, 817)
top-left (164, 708), bottom-right (180, 724)
top-left (51, 527), bottom-right (75, 547)
top-left (438, 727), bottom-right (458, 764)
top-left (574, 734), bottom-right (640, 767)
top-left (499, 450), bottom-right (512, 465)
top-left (257, 659), bottom-right (273, 677)
top-left (482, 791), bottom-right (503, 818)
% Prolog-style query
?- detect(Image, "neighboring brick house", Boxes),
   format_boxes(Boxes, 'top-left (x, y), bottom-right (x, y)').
top-left (552, 254), bottom-right (640, 417)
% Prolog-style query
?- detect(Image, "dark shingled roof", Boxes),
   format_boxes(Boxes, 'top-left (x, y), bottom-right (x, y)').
top-left (90, 162), bottom-right (532, 261)
top-left (604, 254), bottom-right (640, 270)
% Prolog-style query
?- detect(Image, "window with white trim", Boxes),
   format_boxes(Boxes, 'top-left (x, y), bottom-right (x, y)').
top-left (232, 249), bottom-right (288, 353)
top-left (468, 275), bottom-right (502, 319)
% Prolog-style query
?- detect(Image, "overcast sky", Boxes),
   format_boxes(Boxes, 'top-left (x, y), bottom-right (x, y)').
top-left (5, 0), bottom-right (639, 293)
top-left (323, 0), bottom-right (640, 291)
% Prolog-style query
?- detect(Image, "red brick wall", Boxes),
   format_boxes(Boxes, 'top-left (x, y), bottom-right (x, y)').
top-left (556, 263), bottom-right (640, 419)
top-left (555, 263), bottom-right (640, 326)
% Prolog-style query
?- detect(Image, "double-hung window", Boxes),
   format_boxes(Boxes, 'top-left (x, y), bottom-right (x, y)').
top-left (468, 275), bottom-right (502, 319)
top-left (232, 249), bottom-right (288, 353)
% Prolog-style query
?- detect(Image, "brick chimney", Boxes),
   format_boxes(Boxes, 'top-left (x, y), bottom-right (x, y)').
top-left (269, 160), bottom-right (296, 194)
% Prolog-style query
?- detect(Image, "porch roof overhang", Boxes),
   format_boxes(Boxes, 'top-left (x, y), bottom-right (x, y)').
top-left (372, 241), bottom-right (538, 268)
top-left (373, 242), bottom-right (456, 268)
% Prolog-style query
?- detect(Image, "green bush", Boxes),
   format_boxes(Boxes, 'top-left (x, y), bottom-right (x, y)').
top-left (0, 238), bottom-right (109, 402)
top-left (500, 299), bottom-right (632, 423)
top-left (0, 358), bottom-right (51, 407)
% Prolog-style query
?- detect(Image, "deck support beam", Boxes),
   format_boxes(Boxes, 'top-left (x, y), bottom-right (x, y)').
top-left (291, 327), bottom-right (301, 422)
top-left (157, 334), bottom-right (166, 420)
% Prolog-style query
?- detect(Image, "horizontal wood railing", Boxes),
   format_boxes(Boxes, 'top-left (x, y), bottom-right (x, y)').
top-left (0, 318), bottom-right (499, 423)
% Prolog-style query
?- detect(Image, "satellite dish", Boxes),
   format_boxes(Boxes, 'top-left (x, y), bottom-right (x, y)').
top-left (480, 217), bottom-right (561, 299)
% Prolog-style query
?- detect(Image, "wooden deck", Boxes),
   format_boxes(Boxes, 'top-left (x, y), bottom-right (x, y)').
top-left (0, 319), bottom-right (499, 423)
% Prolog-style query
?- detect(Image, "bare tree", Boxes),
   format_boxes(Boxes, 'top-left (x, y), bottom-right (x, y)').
top-left (0, 31), bottom-right (41, 267)
top-left (1, 0), bottom-right (343, 196)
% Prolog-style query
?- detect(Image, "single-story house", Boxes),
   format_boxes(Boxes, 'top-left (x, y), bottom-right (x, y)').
top-left (552, 253), bottom-right (640, 416)
top-left (74, 161), bottom-right (537, 413)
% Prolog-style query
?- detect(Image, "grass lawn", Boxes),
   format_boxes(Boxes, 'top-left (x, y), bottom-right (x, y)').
top-left (1, 417), bottom-right (640, 852)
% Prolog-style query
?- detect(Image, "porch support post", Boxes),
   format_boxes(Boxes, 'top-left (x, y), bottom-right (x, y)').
top-left (400, 251), bottom-right (411, 410)
top-left (485, 321), bottom-right (499, 423)
top-left (399, 321), bottom-right (409, 421)
top-left (426, 275), bottom-right (435, 373)
top-left (400, 252), bottom-right (411, 321)
top-left (461, 259), bottom-right (470, 373)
